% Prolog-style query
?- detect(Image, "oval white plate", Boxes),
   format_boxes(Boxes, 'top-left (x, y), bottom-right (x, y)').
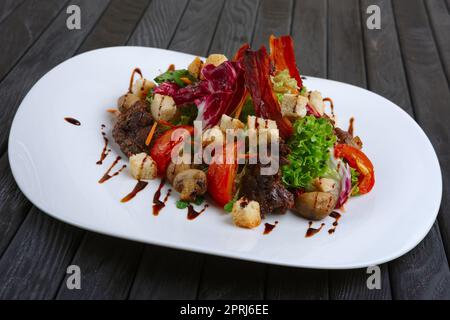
top-left (8, 47), bottom-right (442, 269)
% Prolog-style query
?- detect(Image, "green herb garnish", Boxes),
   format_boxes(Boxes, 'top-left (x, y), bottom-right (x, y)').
top-left (154, 69), bottom-right (196, 87)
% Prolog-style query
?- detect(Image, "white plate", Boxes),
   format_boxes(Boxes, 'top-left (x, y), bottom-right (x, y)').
top-left (8, 47), bottom-right (442, 269)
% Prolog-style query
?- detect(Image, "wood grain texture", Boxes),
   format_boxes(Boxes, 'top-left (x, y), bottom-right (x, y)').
top-left (362, 0), bottom-right (450, 300)
top-left (327, 0), bottom-right (391, 299)
top-left (424, 0), bottom-right (450, 81)
top-left (78, 0), bottom-right (150, 53)
top-left (0, 0), bottom-right (67, 81)
top-left (0, 208), bottom-right (84, 299)
top-left (0, 0), bottom-right (25, 24)
top-left (129, 245), bottom-right (204, 299)
top-left (0, 0), bottom-right (110, 155)
top-left (208, 0), bottom-right (261, 57)
top-left (266, 268), bottom-right (328, 300)
top-left (328, 0), bottom-right (366, 87)
top-left (128, 0), bottom-right (188, 48)
top-left (198, 257), bottom-right (266, 300)
top-left (169, 0), bottom-right (225, 55)
top-left (0, 0), bottom-right (110, 299)
top-left (393, 0), bottom-right (450, 260)
top-left (0, 154), bottom-right (31, 256)
top-left (265, 0), bottom-right (329, 300)
top-left (291, 0), bottom-right (327, 78)
top-left (389, 224), bottom-right (450, 299)
top-left (56, 234), bottom-right (143, 299)
top-left (251, 0), bottom-right (293, 49)
top-left (361, 0), bottom-right (413, 114)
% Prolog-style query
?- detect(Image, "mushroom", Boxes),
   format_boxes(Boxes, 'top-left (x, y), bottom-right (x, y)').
top-left (166, 162), bottom-right (193, 184)
top-left (172, 169), bottom-right (207, 202)
top-left (293, 192), bottom-right (337, 220)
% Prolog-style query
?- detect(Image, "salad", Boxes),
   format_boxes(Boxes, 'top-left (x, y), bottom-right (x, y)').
top-left (109, 35), bottom-right (375, 230)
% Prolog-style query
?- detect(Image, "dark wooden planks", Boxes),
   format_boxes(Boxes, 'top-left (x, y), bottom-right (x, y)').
top-left (389, 224), bottom-right (450, 299)
top-left (0, 154), bottom-right (31, 256)
top-left (291, 0), bottom-right (327, 78)
top-left (393, 0), bottom-right (450, 260)
top-left (0, 0), bottom-right (111, 299)
top-left (169, 0), bottom-right (225, 55)
top-left (424, 0), bottom-right (450, 82)
top-left (129, 246), bottom-right (204, 299)
top-left (198, 257), bottom-right (266, 300)
top-left (362, 0), bottom-right (450, 300)
top-left (266, 268), bottom-right (328, 300)
top-left (251, 0), bottom-right (293, 49)
top-left (128, 0), bottom-right (189, 48)
top-left (0, 0), bottom-right (110, 155)
top-left (265, 0), bottom-right (329, 300)
top-left (0, 0), bottom-right (25, 24)
top-left (327, 0), bottom-right (391, 299)
top-left (208, 0), bottom-right (261, 57)
top-left (79, 0), bottom-right (150, 53)
top-left (56, 234), bottom-right (143, 299)
top-left (0, 208), bottom-right (84, 299)
top-left (0, 0), bottom-right (67, 81)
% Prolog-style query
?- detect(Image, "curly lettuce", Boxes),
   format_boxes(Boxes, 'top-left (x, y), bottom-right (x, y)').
top-left (282, 116), bottom-right (336, 188)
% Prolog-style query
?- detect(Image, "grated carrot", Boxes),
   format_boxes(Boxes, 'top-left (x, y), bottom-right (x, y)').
top-left (180, 77), bottom-right (192, 85)
top-left (145, 121), bottom-right (159, 146)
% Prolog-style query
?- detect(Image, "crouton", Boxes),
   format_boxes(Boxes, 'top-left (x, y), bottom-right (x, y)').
top-left (219, 114), bottom-right (245, 132)
top-left (129, 153), bottom-right (157, 180)
top-left (232, 198), bottom-right (261, 229)
top-left (150, 93), bottom-right (177, 121)
top-left (188, 57), bottom-right (203, 79)
top-left (132, 78), bottom-right (156, 99)
top-left (204, 54), bottom-right (228, 67)
top-left (309, 90), bottom-right (325, 116)
top-left (202, 125), bottom-right (224, 146)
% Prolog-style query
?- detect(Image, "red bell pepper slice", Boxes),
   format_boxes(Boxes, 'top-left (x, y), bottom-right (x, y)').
top-left (269, 35), bottom-right (303, 89)
top-left (334, 144), bottom-right (375, 194)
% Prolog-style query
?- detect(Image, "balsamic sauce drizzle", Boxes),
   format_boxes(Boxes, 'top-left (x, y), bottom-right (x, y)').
top-left (187, 204), bottom-right (209, 220)
top-left (153, 180), bottom-right (171, 216)
top-left (328, 211), bottom-right (342, 234)
top-left (121, 180), bottom-right (148, 203)
top-left (305, 222), bottom-right (325, 238)
top-left (64, 117), bottom-right (81, 126)
top-left (97, 124), bottom-right (111, 165)
top-left (263, 221), bottom-right (279, 235)
top-left (98, 156), bottom-right (126, 183)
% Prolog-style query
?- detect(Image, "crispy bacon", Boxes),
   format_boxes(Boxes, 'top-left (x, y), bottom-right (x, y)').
top-left (241, 46), bottom-right (293, 139)
top-left (269, 35), bottom-right (303, 89)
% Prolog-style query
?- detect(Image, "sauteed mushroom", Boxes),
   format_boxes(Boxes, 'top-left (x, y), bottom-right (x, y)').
top-left (173, 169), bottom-right (207, 202)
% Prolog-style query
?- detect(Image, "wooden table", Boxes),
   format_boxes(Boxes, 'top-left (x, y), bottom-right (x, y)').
top-left (0, 0), bottom-right (449, 300)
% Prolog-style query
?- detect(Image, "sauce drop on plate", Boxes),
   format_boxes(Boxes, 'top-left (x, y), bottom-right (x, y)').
top-left (98, 156), bottom-right (126, 183)
top-left (97, 124), bottom-right (111, 165)
top-left (328, 211), bottom-right (342, 234)
top-left (187, 204), bottom-right (208, 220)
top-left (121, 181), bottom-right (148, 203)
top-left (64, 117), bottom-right (80, 126)
top-left (305, 222), bottom-right (325, 238)
top-left (263, 221), bottom-right (278, 235)
top-left (153, 180), bottom-right (171, 216)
